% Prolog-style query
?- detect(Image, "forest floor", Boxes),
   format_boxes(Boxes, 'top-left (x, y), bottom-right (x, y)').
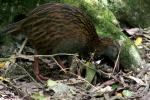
top-left (0, 27), bottom-right (150, 100)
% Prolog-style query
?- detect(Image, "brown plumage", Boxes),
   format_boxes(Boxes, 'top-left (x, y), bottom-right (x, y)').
top-left (2, 3), bottom-right (115, 57)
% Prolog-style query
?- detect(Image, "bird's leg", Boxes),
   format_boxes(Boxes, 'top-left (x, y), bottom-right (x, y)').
top-left (34, 56), bottom-right (49, 81)
top-left (33, 55), bottom-right (72, 81)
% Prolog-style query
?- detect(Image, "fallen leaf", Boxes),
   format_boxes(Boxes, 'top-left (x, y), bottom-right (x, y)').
top-left (116, 93), bottom-right (123, 97)
top-left (125, 28), bottom-right (143, 36)
top-left (0, 62), bottom-right (6, 69)
top-left (0, 76), bottom-right (9, 82)
top-left (32, 93), bottom-right (47, 100)
top-left (85, 61), bottom-right (96, 83)
top-left (111, 83), bottom-right (118, 90)
top-left (134, 37), bottom-right (142, 46)
top-left (122, 90), bottom-right (133, 97)
top-left (47, 79), bottom-right (57, 87)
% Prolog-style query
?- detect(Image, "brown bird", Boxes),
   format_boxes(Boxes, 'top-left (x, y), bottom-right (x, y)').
top-left (0, 3), bottom-right (119, 80)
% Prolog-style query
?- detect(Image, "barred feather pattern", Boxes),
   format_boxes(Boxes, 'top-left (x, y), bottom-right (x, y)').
top-left (1, 3), bottom-right (116, 58)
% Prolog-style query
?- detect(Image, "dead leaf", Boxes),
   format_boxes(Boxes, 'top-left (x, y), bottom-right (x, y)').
top-left (134, 37), bottom-right (142, 46)
top-left (0, 62), bottom-right (6, 69)
top-left (128, 76), bottom-right (146, 85)
top-left (125, 28), bottom-right (143, 36)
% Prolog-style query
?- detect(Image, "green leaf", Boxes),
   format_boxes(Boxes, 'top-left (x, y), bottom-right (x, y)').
top-left (122, 90), bottom-right (133, 97)
top-left (111, 83), bottom-right (118, 90)
top-left (31, 93), bottom-right (47, 100)
top-left (47, 79), bottom-right (57, 87)
top-left (85, 61), bottom-right (96, 83)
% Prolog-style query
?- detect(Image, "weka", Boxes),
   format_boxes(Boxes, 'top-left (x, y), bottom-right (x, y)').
top-left (1, 3), bottom-right (118, 80)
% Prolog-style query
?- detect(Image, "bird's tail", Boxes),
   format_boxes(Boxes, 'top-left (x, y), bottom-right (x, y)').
top-left (0, 21), bottom-right (23, 44)
top-left (0, 13), bottom-right (26, 36)
top-left (0, 22), bottom-right (22, 35)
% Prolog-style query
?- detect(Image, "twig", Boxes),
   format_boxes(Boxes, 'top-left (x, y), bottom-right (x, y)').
top-left (0, 53), bottom-right (78, 62)
top-left (51, 56), bottom-right (66, 73)
top-left (104, 93), bottom-right (110, 100)
top-left (15, 53), bottom-right (78, 61)
top-left (2, 80), bottom-right (28, 98)
top-left (4, 38), bottom-right (27, 76)
top-left (113, 46), bottom-right (121, 73)
top-left (0, 58), bottom-right (10, 61)
top-left (14, 63), bottom-right (43, 88)
top-left (34, 53), bottom-right (78, 57)
top-left (18, 38), bottom-right (28, 54)
top-left (142, 75), bottom-right (149, 94)
top-left (16, 54), bottom-right (34, 61)
top-left (136, 64), bottom-right (150, 78)
top-left (97, 69), bottom-right (128, 87)
top-left (67, 71), bottom-right (96, 89)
